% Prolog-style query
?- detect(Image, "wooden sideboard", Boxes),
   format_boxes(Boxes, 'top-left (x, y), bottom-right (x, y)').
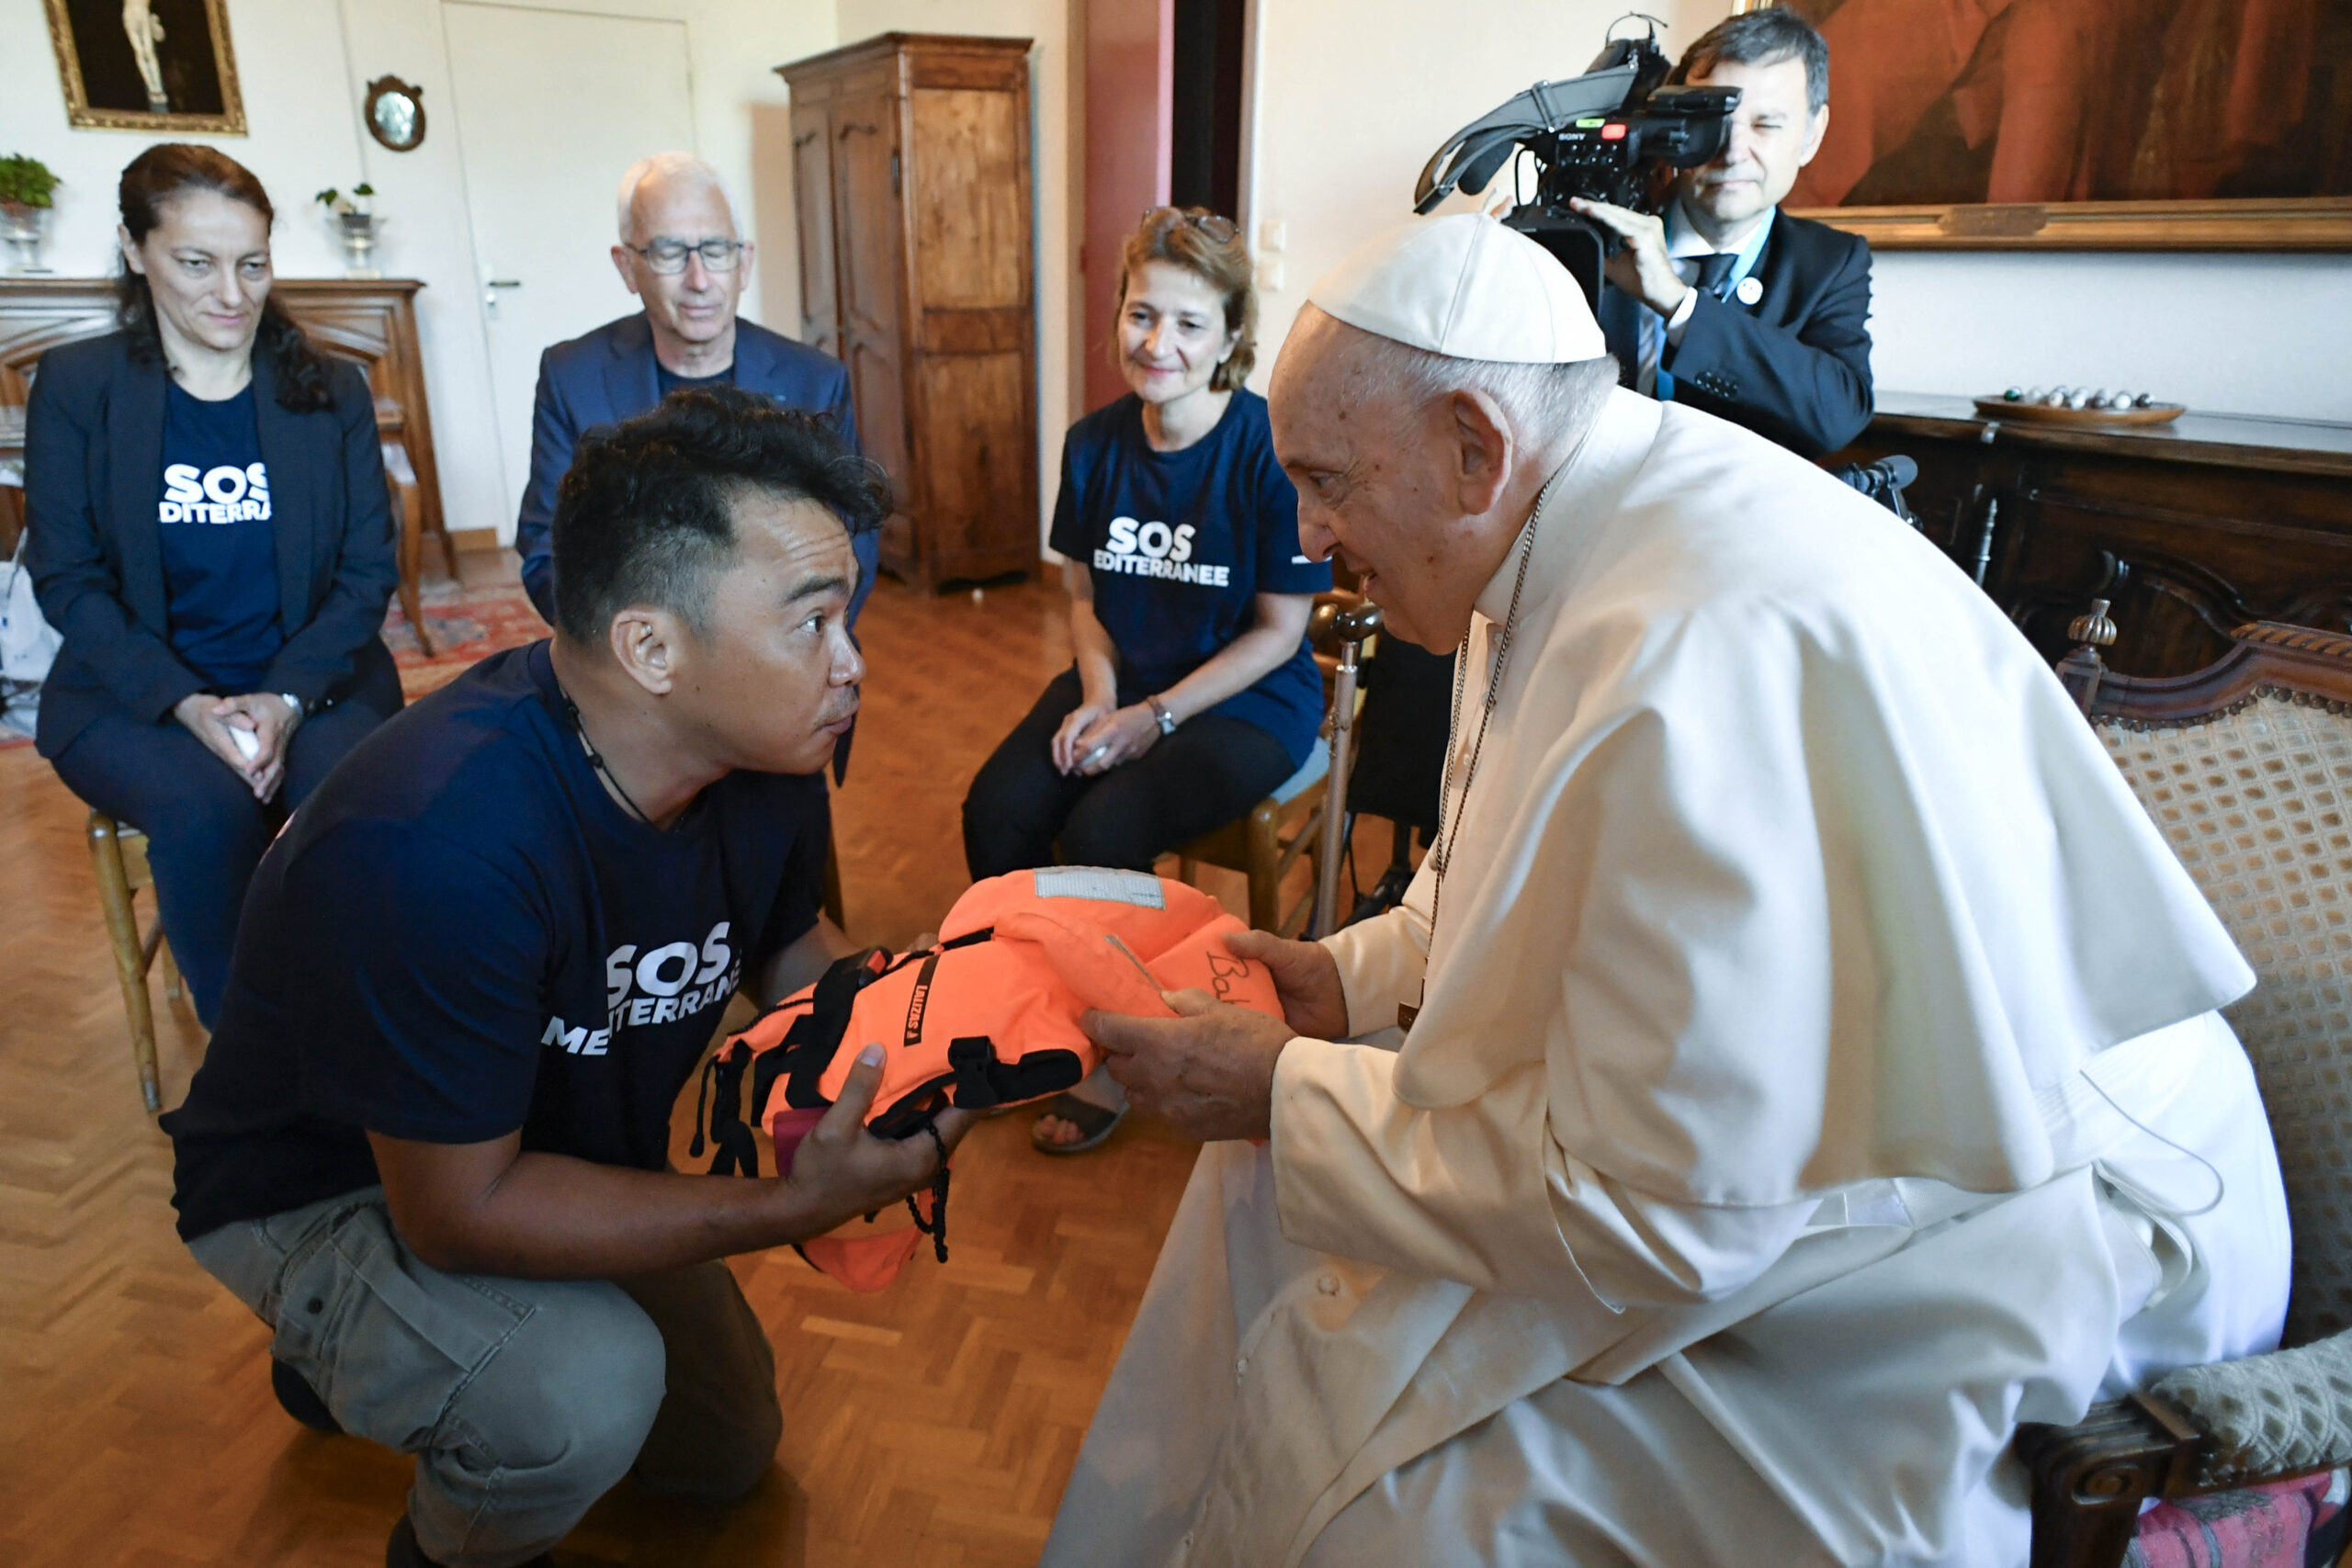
top-left (1833, 394), bottom-right (2352, 679)
top-left (0, 277), bottom-right (453, 645)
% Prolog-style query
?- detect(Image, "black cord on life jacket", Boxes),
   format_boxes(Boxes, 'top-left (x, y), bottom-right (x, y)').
top-left (908, 1120), bottom-right (952, 1264)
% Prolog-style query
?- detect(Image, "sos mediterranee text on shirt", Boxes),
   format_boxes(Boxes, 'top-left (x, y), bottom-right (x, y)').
top-left (1093, 515), bottom-right (1233, 587)
top-left (159, 462), bottom-right (271, 525)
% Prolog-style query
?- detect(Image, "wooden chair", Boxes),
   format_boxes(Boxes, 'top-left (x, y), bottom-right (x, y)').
top-left (383, 430), bottom-right (438, 656)
top-left (1173, 745), bottom-right (1329, 937)
top-left (2018, 617), bottom-right (2352, 1568)
top-left (86, 810), bottom-right (181, 1114)
top-left (1170, 592), bottom-right (1366, 936)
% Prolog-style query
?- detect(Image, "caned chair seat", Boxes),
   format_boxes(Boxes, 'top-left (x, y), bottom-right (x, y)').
top-left (86, 810), bottom-right (180, 1114)
top-left (2021, 622), bottom-right (2352, 1568)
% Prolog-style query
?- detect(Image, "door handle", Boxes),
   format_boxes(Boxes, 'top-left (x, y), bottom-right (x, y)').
top-left (483, 277), bottom-right (521, 312)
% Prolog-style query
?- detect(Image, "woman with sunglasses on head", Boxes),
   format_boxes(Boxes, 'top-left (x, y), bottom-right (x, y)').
top-left (962, 207), bottom-right (1332, 1154)
top-left (24, 144), bottom-right (401, 1029)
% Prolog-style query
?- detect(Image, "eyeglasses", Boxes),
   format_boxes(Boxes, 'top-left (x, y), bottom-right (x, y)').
top-left (625, 237), bottom-right (746, 275)
top-left (1141, 207), bottom-right (1238, 243)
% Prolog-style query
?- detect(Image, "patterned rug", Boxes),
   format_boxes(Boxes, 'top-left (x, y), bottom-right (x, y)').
top-left (385, 576), bottom-right (548, 698)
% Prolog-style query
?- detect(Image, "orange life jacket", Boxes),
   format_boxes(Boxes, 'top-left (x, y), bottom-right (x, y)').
top-left (695, 868), bottom-right (1284, 1290)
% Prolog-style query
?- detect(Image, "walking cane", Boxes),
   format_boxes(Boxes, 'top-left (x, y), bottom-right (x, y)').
top-left (1313, 603), bottom-right (1383, 939)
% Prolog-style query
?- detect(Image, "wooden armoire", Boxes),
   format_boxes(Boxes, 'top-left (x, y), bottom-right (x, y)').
top-left (780, 33), bottom-right (1040, 590)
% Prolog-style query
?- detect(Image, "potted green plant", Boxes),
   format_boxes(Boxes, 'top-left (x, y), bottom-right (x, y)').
top-left (0, 154), bottom-right (61, 274)
top-left (314, 183), bottom-right (383, 277)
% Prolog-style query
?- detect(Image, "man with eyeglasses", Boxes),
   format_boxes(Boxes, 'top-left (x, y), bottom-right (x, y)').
top-left (513, 152), bottom-right (876, 628)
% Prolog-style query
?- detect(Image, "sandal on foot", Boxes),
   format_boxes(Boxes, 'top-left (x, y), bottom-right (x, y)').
top-left (1031, 1092), bottom-right (1128, 1155)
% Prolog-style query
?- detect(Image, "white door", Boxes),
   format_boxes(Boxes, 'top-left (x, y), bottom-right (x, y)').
top-left (442, 2), bottom-right (697, 520)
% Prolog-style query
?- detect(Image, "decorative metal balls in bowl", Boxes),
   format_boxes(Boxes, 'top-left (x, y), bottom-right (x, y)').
top-left (1972, 386), bottom-right (2186, 426)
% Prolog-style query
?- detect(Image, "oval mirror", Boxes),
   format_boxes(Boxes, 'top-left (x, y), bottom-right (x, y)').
top-left (365, 75), bottom-right (426, 152)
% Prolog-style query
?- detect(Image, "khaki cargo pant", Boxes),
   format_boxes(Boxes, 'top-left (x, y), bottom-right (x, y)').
top-left (189, 1186), bottom-right (782, 1568)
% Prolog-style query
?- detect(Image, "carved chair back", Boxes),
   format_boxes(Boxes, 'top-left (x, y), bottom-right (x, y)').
top-left (2082, 623), bottom-right (2352, 1348)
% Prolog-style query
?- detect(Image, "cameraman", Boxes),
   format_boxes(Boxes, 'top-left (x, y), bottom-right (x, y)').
top-left (1572, 8), bottom-right (1873, 458)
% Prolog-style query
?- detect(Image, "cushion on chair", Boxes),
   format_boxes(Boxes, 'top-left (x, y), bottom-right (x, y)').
top-left (2098, 694), bottom-right (2352, 1346)
top-left (2147, 1334), bottom-right (2352, 1488)
top-left (1269, 739), bottom-right (1330, 807)
top-left (2125, 1467), bottom-right (2350, 1568)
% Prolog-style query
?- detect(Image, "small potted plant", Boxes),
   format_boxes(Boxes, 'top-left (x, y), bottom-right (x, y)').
top-left (0, 154), bottom-right (61, 274)
top-left (315, 183), bottom-right (384, 277)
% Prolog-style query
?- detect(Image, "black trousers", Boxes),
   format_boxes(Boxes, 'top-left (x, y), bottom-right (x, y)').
top-left (52, 697), bottom-right (388, 1026)
top-left (963, 668), bottom-right (1298, 879)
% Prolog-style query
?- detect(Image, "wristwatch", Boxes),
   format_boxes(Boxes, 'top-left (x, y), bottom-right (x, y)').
top-left (1148, 694), bottom-right (1178, 736)
top-left (278, 693), bottom-right (305, 719)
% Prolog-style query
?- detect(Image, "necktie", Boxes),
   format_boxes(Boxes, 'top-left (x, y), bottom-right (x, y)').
top-left (1694, 252), bottom-right (1739, 299)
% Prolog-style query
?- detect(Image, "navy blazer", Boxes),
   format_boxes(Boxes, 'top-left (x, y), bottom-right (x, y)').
top-left (1600, 209), bottom-right (1874, 459)
top-left (24, 332), bottom-right (402, 761)
top-left (514, 312), bottom-right (874, 625)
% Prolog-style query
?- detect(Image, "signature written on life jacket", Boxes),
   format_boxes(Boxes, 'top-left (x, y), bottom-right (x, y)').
top-left (1204, 950), bottom-right (1258, 1005)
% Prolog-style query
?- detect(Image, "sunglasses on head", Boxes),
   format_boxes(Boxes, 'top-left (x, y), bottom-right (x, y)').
top-left (1142, 207), bottom-right (1239, 243)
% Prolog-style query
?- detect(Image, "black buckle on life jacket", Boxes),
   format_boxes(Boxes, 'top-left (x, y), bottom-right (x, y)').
top-left (775, 946), bottom-right (895, 1111)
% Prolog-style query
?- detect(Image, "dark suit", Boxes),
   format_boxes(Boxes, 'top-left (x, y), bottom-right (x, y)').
top-left (1600, 209), bottom-right (1875, 459)
top-left (514, 313), bottom-right (874, 626)
top-left (25, 331), bottom-right (403, 1023)
top-left (25, 333), bottom-right (401, 758)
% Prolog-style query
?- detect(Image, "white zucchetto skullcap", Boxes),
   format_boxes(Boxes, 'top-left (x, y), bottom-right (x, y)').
top-left (1306, 214), bottom-right (1606, 364)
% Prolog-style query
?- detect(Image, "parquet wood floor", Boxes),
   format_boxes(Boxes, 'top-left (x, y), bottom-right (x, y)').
top-left (0, 570), bottom-right (1351, 1568)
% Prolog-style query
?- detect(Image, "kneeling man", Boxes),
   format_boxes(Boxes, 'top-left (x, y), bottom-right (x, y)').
top-left (164, 388), bottom-right (967, 1568)
top-left (1045, 217), bottom-right (2290, 1567)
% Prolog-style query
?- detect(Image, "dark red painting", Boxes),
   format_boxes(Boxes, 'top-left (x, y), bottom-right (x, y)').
top-left (1786, 0), bottom-right (2352, 209)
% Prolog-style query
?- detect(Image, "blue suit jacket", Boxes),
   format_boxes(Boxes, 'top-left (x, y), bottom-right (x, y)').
top-left (514, 312), bottom-right (875, 625)
top-left (25, 333), bottom-right (403, 760)
top-left (1600, 209), bottom-right (1874, 460)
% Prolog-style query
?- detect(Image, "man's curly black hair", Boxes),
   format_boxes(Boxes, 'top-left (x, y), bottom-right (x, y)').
top-left (549, 385), bottom-right (890, 646)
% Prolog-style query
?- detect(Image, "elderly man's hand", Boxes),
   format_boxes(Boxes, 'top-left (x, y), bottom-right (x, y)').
top-left (1220, 929), bottom-right (1349, 1040)
top-left (1569, 197), bottom-right (1691, 319)
top-left (1083, 990), bottom-right (1296, 1144)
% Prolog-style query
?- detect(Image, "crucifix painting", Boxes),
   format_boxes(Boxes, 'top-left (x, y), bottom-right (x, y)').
top-left (43, 0), bottom-right (248, 135)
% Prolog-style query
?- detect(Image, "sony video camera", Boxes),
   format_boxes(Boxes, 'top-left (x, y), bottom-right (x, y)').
top-left (1414, 17), bottom-right (1739, 307)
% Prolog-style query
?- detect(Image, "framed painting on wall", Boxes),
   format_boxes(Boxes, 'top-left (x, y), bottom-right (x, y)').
top-left (43, 0), bottom-right (247, 135)
top-left (1778, 0), bottom-right (2352, 249)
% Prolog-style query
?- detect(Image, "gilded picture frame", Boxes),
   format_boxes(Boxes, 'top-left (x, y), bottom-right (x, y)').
top-left (43, 0), bottom-right (248, 136)
top-left (1778, 0), bottom-right (2352, 251)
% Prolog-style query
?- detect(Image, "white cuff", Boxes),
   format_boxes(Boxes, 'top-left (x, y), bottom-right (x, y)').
top-left (1320, 904), bottom-right (1430, 1038)
top-left (1664, 286), bottom-right (1700, 344)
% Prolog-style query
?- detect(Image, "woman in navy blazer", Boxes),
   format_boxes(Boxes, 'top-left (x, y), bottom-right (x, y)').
top-left (26, 145), bottom-right (401, 1027)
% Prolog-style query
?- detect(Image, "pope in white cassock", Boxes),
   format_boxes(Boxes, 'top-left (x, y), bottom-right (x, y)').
top-left (1038, 213), bottom-right (2293, 1568)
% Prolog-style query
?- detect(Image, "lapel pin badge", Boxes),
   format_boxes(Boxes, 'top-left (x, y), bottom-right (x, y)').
top-left (1735, 276), bottom-right (1764, 306)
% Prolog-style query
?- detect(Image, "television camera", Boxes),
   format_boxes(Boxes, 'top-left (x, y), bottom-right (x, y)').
top-left (1414, 16), bottom-right (1739, 307)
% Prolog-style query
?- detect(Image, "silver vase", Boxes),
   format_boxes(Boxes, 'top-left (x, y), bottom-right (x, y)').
top-left (0, 203), bottom-right (51, 275)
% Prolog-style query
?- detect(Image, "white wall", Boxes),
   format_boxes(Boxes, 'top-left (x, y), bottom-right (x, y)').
top-left (684, 0), bottom-right (842, 344)
top-left (1870, 252), bottom-right (2350, 423)
top-left (1240, 0), bottom-right (2350, 424)
top-left (0, 0), bottom-right (368, 281)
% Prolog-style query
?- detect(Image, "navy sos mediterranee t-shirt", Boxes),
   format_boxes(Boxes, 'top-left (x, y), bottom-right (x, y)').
top-left (164, 640), bottom-right (830, 1242)
top-left (158, 381), bottom-right (284, 691)
top-left (1047, 390), bottom-right (1332, 768)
